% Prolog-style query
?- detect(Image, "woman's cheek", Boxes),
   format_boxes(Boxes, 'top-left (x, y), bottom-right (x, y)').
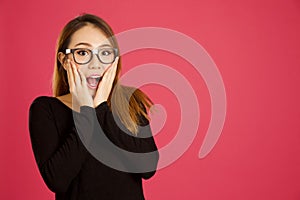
top-left (75, 63), bottom-right (81, 70)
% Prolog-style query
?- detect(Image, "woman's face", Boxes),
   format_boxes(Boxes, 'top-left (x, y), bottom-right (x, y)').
top-left (65, 24), bottom-right (115, 97)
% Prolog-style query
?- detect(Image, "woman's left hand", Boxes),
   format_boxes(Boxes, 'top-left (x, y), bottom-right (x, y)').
top-left (93, 57), bottom-right (119, 107)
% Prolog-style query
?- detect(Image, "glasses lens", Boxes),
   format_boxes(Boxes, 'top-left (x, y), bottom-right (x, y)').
top-left (98, 48), bottom-right (116, 64)
top-left (74, 49), bottom-right (92, 64)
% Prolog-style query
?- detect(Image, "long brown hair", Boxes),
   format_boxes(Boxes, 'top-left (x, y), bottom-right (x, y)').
top-left (53, 13), bottom-right (153, 134)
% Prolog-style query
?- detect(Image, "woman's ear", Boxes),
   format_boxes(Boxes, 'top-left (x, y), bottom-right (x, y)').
top-left (58, 52), bottom-right (67, 70)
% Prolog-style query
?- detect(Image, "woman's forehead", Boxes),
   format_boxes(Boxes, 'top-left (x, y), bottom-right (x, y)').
top-left (69, 25), bottom-right (111, 48)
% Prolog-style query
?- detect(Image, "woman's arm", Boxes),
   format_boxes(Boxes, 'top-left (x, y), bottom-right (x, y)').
top-left (95, 101), bottom-right (159, 179)
top-left (29, 97), bottom-right (91, 193)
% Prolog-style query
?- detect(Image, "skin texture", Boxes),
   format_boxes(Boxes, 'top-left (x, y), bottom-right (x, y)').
top-left (57, 24), bottom-right (119, 112)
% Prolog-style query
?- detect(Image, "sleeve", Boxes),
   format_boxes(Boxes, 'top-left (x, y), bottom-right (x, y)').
top-left (28, 97), bottom-right (93, 193)
top-left (95, 102), bottom-right (159, 180)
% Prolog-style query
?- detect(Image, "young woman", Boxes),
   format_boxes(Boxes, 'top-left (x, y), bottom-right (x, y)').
top-left (29, 14), bottom-right (159, 200)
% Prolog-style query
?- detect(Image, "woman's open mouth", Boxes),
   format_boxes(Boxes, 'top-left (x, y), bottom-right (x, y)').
top-left (86, 74), bottom-right (102, 89)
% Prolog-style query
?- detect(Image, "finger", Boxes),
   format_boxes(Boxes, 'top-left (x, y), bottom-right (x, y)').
top-left (110, 56), bottom-right (118, 77)
top-left (66, 61), bottom-right (71, 84)
top-left (66, 60), bottom-right (75, 91)
top-left (110, 56), bottom-right (119, 74)
top-left (102, 56), bottom-right (119, 75)
top-left (105, 57), bottom-right (118, 82)
top-left (104, 57), bottom-right (119, 79)
top-left (96, 57), bottom-right (118, 93)
top-left (70, 60), bottom-right (81, 86)
top-left (102, 63), bottom-right (112, 75)
top-left (68, 60), bottom-right (75, 84)
top-left (78, 68), bottom-right (87, 86)
top-left (101, 67), bottom-right (113, 85)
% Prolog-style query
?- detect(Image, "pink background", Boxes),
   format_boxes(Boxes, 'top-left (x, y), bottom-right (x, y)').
top-left (1, 0), bottom-right (300, 199)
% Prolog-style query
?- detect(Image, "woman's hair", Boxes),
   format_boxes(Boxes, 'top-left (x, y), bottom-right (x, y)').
top-left (52, 13), bottom-right (153, 134)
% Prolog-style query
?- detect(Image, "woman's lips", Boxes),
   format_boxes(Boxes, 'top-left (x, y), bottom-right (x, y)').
top-left (86, 74), bottom-right (102, 89)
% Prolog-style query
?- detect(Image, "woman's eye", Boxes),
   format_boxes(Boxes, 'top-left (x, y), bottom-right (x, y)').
top-left (76, 50), bottom-right (89, 56)
top-left (101, 50), bottom-right (113, 56)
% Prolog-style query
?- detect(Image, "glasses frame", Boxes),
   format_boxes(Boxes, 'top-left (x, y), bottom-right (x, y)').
top-left (65, 47), bottom-right (119, 65)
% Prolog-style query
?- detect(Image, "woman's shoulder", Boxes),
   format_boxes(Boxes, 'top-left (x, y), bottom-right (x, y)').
top-left (31, 96), bottom-right (56, 106)
top-left (30, 95), bottom-right (72, 113)
top-left (29, 96), bottom-right (62, 113)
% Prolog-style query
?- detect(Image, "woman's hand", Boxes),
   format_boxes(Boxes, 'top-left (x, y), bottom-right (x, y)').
top-left (66, 59), bottom-right (94, 110)
top-left (93, 57), bottom-right (119, 107)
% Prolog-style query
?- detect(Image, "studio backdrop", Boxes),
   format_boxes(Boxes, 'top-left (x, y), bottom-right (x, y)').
top-left (1, 0), bottom-right (300, 199)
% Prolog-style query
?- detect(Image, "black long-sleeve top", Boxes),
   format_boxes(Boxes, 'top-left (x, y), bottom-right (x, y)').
top-left (29, 96), bottom-right (159, 200)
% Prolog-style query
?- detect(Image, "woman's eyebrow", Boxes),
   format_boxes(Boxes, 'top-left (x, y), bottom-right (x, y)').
top-left (74, 42), bottom-right (92, 47)
top-left (99, 44), bottom-right (112, 47)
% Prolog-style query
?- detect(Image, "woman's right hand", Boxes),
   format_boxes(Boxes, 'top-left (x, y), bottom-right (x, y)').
top-left (66, 59), bottom-right (94, 110)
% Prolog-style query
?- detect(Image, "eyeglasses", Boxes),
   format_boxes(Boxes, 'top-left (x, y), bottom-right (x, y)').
top-left (65, 46), bottom-right (118, 65)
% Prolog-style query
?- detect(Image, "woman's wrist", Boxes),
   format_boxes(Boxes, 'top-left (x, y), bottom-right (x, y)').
top-left (80, 102), bottom-right (94, 108)
top-left (94, 98), bottom-right (106, 108)
top-left (95, 100), bottom-right (108, 109)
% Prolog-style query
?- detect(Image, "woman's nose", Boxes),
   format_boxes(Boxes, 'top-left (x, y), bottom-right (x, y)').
top-left (88, 55), bottom-right (104, 69)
